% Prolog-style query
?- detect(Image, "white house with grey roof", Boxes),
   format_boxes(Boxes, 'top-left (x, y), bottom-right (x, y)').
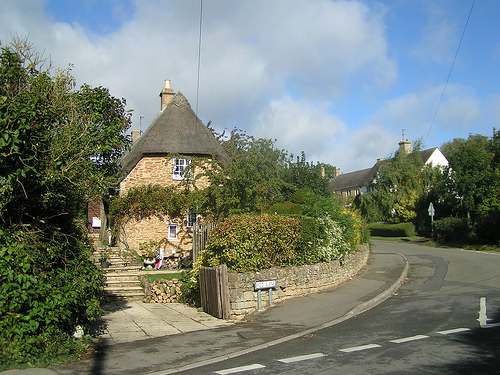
top-left (329, 139), bottom-right (448, 199)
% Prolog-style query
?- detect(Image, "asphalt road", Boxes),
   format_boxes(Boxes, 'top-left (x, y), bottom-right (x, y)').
top-left (188, 241), bottom-right (500, 374)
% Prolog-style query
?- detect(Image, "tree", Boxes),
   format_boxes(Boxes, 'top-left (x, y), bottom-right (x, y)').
top-left (357, 139), bottom-right (428, 223)
top-left (192, 129), bottom-right (288, 220)
top-left (0, 39), bottom-right (131, 367)
top-left (438, 133), bottom-right (499, 243)
top-left (193, 129), bottom-right (334, 221)
top-left (281, 151), bottom-right (331, 199)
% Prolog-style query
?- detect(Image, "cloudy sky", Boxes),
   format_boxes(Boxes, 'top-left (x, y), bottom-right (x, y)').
top-left (1, 0), bottom-right (499, 172)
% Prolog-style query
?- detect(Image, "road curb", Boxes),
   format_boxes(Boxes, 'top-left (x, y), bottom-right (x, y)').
top-left (153, 251), bottom-right (410, 375)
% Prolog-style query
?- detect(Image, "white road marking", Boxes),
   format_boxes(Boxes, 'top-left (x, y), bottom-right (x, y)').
top-left (482, 322), bottom-right (500, 328)
top-left (339, 344), bottom-right (381, 353)
top-left (437, 328), bottom-right (471, 335)
top-left (478, 297), bottom-right (500, 328)
top-left (278, 353), bottom-right (327, 363)
top-left (478, 297), bottom-right (490, 327)
top-left (215, 364), bottom-right (265, 374)
top-left (389, 335), bottom-right (429, 344)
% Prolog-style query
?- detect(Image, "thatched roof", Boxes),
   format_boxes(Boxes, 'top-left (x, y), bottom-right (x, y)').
top-left (119, 92), bottom-right (230, 175)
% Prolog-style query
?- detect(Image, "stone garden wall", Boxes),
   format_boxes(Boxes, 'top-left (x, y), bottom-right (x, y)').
top-left (227, 244), bottom-right (370, 320)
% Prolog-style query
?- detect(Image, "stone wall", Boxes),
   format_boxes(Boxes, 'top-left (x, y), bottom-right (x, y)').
top-left (227, 244), bottom-right (370, 320)
top-left (117, 155), bottom-right (212, 252)
top-left (119, 156), bottom-right (211, 194)
top-left (120, 215), bottom-right (193, 256)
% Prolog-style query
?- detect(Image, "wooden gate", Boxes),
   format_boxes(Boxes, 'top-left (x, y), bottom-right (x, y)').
top-left (199, 264), bottom-right (230, 319)
top-left (192, 223), bottom-right (215, 263)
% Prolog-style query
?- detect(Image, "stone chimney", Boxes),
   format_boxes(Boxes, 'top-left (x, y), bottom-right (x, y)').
top-left (160, 79), bottom-right (175, 110)
top-left (334, 167), bottom-right (341, 177)
top-left (131, 129), bottom-right (141, 144)
top-left (398, 139), bottom-right (411, 155)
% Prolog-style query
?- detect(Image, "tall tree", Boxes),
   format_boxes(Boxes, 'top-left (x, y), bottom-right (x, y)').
top-left (282, 151), bottom-right (331, 199)
top-left (0, 39), bottom-right (131, 366)
top-left (439, 133), bottom-right (499, 242)
top-left (358, 140), bottom-right (427, 223)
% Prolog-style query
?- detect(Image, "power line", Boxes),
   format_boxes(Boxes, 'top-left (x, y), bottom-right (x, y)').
top-left (195, 0), bottom-right (203, 116)
top-left (425, 0), bottom-right (475, 142)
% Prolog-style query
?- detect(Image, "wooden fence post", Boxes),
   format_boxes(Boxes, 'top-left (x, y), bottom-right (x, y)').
top-left (193, 223), bottom-right (215, 264)
top-left (199, 264), bottom-right (230, 319)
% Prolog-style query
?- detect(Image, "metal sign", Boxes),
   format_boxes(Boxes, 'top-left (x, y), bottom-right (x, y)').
top-left (254, 279), bottom-right (277, 291)
top-left (428, 202), bottom-right (436, 242)
top-left (428, 202), bottom-right (435, 217)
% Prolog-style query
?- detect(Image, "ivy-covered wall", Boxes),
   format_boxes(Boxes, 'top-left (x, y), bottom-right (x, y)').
top-left (116, 156), bottom-right (211, 251)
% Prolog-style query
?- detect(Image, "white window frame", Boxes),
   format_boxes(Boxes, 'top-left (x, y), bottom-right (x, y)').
top-left (168, 223), bottom-right (178, 240)
top-left (173, 158), bottom-right (191, 180)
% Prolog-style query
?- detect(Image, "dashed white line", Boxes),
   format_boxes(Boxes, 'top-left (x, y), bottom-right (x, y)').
top-left (215, 364), bottom-right (265, 374)
top-left (389, 335), bottom-right (429, 344)
top-left (215, 326), bottom-right (480, 374)
top-left (437, 328), bottom-right (471, 335)
top-left (339, 344), bottom-right (381, 353)
top-left (278, 353), bottom-right (327, 363)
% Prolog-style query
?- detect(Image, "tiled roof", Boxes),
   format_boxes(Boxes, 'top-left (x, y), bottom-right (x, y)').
top-left (330, 148), bottom-right (441, 192)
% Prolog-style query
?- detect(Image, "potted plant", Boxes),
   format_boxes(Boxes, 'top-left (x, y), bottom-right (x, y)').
top-left (100, 249), bottom-right (111, 268)
top-left (139, 240), bottom-right (160, 267)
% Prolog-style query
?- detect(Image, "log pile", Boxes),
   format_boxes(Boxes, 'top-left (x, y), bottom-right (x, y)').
top-left (145, 278), bottom-right (183, 303)
top-left (162, 257), bottom-right (179, 269)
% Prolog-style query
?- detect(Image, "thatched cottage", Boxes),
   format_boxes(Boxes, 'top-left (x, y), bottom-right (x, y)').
top-left (116, 80), bottom-right (229, 261)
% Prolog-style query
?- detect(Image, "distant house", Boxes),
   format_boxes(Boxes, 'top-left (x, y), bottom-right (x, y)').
top-left (329, 140), bottom-right (448, 199)
top-left (115, 80), bottom-right (229, 259)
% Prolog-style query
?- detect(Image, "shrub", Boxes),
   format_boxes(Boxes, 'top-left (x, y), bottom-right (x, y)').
top-left (434, 217), bottom-right (470, 244)
top-left (368, 222), bottom-right (416, 237)
top-left (0, 231), bottom-right (103, 370)
top-left (196, 211), bottom-right (365, 275)
top-left (198, 214), bottom-right (302, 272)
top-left (316, 216), bottom-right (351, 262)
top-left (266, 201), bottom-right (302, 215)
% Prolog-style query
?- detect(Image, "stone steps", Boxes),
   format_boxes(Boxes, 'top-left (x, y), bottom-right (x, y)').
top-left (94, 247), bottom-right (145, 301)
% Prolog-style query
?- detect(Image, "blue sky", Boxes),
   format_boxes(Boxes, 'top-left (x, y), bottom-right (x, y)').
top-left (1, 0), bottom-right (499, 172)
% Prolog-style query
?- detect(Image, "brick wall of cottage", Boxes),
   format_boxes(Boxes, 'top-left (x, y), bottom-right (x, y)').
top-left (227, 244), bottom-right (370, 320)
top-left (118, 156), bottom-right (212, 253)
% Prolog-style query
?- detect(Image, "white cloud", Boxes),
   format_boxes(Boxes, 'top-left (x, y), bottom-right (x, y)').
top-left (411, 3), bottom-right (459, 65)
top-left (370, 84), bottom-right (481, 147)
top-left (255, 96), bottom-right (345, 159)
top-left (0, 0), bottom-right (404, 172)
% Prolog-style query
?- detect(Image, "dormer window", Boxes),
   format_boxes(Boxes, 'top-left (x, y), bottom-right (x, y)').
top-left (173, 158), bottom-right (191, 180)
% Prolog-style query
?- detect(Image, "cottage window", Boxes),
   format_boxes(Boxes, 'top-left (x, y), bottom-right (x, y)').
top-left (173, 158), bottom-right (191, 180)
top-left (168, 224), bottom-right (178, 240)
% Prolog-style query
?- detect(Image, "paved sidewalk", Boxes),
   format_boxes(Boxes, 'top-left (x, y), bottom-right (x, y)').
top-left (90, 301), bottom-right (234, 346)
top-left (3, 243), bottom-right (408, 375)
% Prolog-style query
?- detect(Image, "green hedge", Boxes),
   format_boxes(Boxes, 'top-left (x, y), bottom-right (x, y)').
top-left (368, 222), bottom-right (415, 237)
top-left (199, 214), bottom-right (304, 272)
top-left (196, 213), bottom-right (363, 274)
top-left (434, 217), bottom-right (470, 244)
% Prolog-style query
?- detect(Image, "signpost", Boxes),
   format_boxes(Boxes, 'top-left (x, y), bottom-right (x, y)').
top-left (428, 202), bottom-right (435, 241)
top-left (255, 279), bottom-right (277, 310)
